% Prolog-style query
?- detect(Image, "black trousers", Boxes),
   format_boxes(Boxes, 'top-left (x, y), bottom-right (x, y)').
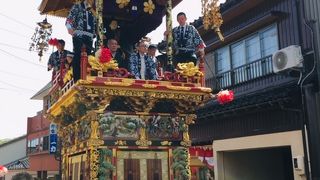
top-left (72, 36), bottom-right (93, 82)
top-left (173, 51), bottom-right (197, 67)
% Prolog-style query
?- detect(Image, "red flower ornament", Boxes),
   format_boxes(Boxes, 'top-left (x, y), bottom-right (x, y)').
top-left (217, 90), bottom-right (234, 104)
top-left (99, 48), bottom-right (112, 63)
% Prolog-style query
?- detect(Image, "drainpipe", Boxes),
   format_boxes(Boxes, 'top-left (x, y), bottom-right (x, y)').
top-left (297, 0), bottom-right (320, 179)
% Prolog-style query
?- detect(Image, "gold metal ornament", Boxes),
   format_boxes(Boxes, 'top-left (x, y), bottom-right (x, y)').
top-left (201, 0), bottom-right (224, 41)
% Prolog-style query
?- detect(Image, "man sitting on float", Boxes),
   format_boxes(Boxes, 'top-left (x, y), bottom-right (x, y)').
top-left (129, 40), bottom-right (157, 80)
top-left (107, 39), bottom-right (128, 70)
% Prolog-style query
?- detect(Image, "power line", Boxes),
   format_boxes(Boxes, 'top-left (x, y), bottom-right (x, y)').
top-left (0, 42), bottom-right (31, 51)
top-left (0, 80), bottom-right (36, 92)
top-left (0, 27), bottom-right (30, 39)
top-left (0, 42), bottom-right (51, 55)
top-left (0, 87), bottom-right (34, 94)
top-left (0, 69), bottom-right (48, 81)
top-left (0, 12), bottom-right (34, 30)
top-left (0, 48), bottom-right (46, 68)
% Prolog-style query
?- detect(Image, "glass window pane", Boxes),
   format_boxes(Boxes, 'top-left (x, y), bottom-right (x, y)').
top-left (231, 41), bottom-right (245, 68)
top-left (43, 136), bottom-right (49, 151)
top-left (246, 35), bottom-right (261, 62)
top-left (204, 52), bottom-right (215, 79)
top-left (231, 41), bottom-right (246, 84)
top-left (261, 26), bottom-right (278, 57)
top-left (215, 47), bottom-right (230, 74)
top-left (215, 47), bottom-right (231, 88)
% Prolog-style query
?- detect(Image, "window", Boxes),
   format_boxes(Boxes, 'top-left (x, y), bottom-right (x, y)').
top-left (231, 41), bottom-right (246, 68)
top-left (213, 24), bottom-right (278, 87)
top-left (39, 137), bottom-right (43, 151)
top-left (215, 46), bottom-right (230, 74)
top-left (43, 136), bottom-right (49, 151)
top-left (246, 35), bottom-right (261, 62)
top-left (261, 26), bottom-right (278, 57)
top-left (30, 138), bottom-right (39, 153)
top-left (28, 136), bottom-right (50, 154)
top-left (215, 47), bottom-right (231, 87)
top-left (231, 41), bottom-right (246, 83)
top-left (204, 52), bottom-right (215, 79)
top-left (27, 140), bottom-right (31, 153)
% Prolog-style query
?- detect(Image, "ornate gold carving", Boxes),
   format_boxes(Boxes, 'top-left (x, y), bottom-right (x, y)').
top-left (181, 124), bottom-right (191, 147)
top-left (201, 0), bottom-right (224, 41)
top-left (88, 55), bottom-right (119, 71)
top-left (160, 141), bottom-right (172, 146)
top-left (121, 78), bottom-right (135, 84)
top-left (90, 120), bottom-right (100, 139)
top-left (63, 69), bottom-right (73, 83)
top-left (142, 84), bottom-right (157, 89)
top-left (166, 86), bottom-right (191, 91)
top-left (185, 114), bottom-right (197, 124)
top-left (198, 87), bottom-right (212, 93)
top-left (89, 148), bottom-right (100, 180)
top-left (176, 62), bottom-right (204, 77)
top-left (135, 127), bottom-right (152, 146)
top-left (104, 81), bottom-right (132, 86)
top-left (126, 97), bottom-right (156, 112)
top-left (87, 139), bottom-right (104, 147)
top-left (115, 140), bottom-right (127, 146)
top-left (78, 79), bottom-right (93, 85)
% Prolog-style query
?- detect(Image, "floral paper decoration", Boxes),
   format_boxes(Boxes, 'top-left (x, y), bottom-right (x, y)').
top-left (96, 47), bottom-right (112, 63)
top-left (217, 90), bottom-right (234, 104)
top-left (0, 166), bottom-right (8, 177)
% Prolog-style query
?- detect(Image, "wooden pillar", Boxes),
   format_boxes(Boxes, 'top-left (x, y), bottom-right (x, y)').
top-left (199, 55), bottom-right (205, 86)
top-left (80, 46), bottom-right (88, 80)
top-left (166, 0), bottom-right (174, 72)
top-left (96, 0), bottom-right (104, 47)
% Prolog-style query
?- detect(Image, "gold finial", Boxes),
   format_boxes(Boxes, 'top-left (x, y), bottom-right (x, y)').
top-left (201, 0), bottom-right (224, 41)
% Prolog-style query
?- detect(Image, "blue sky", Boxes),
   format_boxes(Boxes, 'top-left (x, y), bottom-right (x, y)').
top-left (0, 0), bottom-right (224, 139)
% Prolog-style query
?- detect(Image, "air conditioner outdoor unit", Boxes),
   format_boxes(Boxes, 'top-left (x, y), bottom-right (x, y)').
top-left (272, 45), bottom-right (303, 73)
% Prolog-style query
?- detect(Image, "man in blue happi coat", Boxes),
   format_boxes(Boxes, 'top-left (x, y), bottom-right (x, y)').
top-left (66, 0), bottom-right (96, 82)
top-left (129, 41), bottom-right (157, 80)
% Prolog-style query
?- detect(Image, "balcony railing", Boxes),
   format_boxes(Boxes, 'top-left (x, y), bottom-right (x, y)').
top-left (206, 55), bottom-right (273, 90)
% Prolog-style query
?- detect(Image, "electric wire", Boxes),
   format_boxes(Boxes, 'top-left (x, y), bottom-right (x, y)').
top-left (0, 80), bottom-right (36, 92)
top-left (0, 87), bottom-right (35, 94)
top-left (0, 48), bottom-right (46, 68)
top-left (0, 27), bottom-right (30, 39)
top-left (0, 69), bottom-right (47, 82)
top-left (0, 42), bottom-right (51, 55)
top-left (0, 12), bottom-right (34, 30)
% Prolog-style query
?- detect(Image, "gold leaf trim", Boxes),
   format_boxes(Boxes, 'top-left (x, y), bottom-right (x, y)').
top-left (142, 84), bottom-right (157, 89)
top-left (78, 79), bottom-right (93, 84)
top-left (166, 86), bottom-right (191, 91)
top-left (198, 87), bottom-right (212, 93)
top-left (104, 81), bottom-right (133, 86)
top-left (121, 78), bottom-right (135, 84)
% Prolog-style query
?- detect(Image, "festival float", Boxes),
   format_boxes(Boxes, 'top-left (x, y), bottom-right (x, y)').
top-left (37, 0), bottom-right (225, 179)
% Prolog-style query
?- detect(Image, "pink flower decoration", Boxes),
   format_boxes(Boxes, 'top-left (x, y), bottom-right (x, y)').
top-left (217, 90), bottom-right (234, 104)
top-left (0, 165), bottom-right (8, 176)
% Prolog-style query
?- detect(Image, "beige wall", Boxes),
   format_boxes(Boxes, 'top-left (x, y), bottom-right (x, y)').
top-left (213, 130), bottom-right (307, 180)
top-left (0, 138), bottom-right (26, 165)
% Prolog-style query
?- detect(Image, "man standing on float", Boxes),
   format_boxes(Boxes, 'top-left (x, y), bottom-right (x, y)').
top-left (66, 0), bottom-right (96, 82)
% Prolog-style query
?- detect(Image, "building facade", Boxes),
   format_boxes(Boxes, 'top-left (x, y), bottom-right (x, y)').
top-left (192, 0), bottom-right (320, 179)
top-left (0, 135), bottom-right (29, 180)
top-left (27, 112), bottom-right (59, 179)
